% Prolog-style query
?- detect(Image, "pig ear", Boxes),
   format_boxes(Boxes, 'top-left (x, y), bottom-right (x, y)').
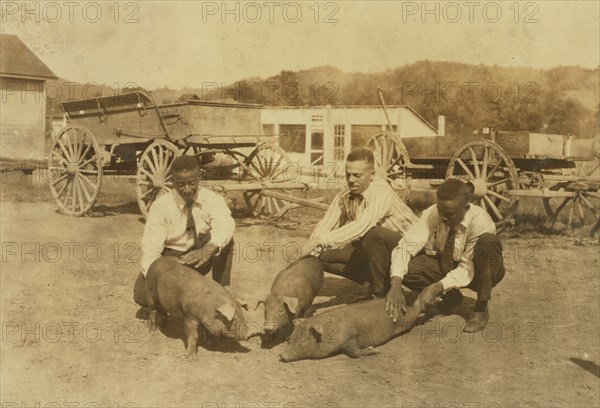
top-left (216, 302), bottom-right (236, 321)
top-left (237, 297), bottom-right (250, 311)
top-left (253, 300), bottom-right (266, 311)
top-left (282, 296), bottom-right (299, 314)
top-left (308, 326), bottom-right (324, 343)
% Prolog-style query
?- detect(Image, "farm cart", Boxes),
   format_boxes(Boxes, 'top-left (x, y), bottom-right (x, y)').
top-left (48, 91), bottom-right (327, 218)
top-left (364, 89), bottom-right (600, 233)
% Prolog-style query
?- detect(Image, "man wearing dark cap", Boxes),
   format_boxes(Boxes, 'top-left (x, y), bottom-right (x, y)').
top-left (386, 178), bottom-right (505, 333)
top-left (133, 155), bottom-right (235, 307)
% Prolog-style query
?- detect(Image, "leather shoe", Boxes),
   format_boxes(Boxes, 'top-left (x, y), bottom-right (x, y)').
top-left (463, 309), bottom-right (489, 333)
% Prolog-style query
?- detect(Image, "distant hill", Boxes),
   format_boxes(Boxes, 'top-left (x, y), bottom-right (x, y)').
top-left (228, 62), bottom-right (600, 138)
top-left (48, 61), bottom-right (600, 138)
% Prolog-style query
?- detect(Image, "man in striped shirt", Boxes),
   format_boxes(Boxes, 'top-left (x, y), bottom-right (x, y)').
top-left (297, 148), bottom-right (418, 298)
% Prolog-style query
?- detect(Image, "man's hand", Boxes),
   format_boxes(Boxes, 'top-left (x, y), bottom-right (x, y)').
top-left (385, 277), bottom-right (406, 322)
top-left (179, 243), bottom-right (219, 268)
top-left (299, 238), bottom-right (322, 259)
top-left (418, 282), bottom-right (444, 311)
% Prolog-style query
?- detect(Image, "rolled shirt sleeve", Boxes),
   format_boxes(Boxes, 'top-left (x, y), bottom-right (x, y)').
top-left (203, 191), bottom-right (235, 251)
top-left (310, 193), bottom-right (343, 244)
top-left (140, 205), bottom-right (169, 277)
top-left (390, 206), bottom-right (433, 280)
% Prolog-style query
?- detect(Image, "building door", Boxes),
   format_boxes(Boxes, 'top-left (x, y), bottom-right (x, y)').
top-left (310, 132), bottom-right (324, 165)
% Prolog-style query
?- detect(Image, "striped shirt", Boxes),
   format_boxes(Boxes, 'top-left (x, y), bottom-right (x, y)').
top-left (310, 177), bottom-right (418, 248)
top-left (390, 204), bottom-right (496, 290)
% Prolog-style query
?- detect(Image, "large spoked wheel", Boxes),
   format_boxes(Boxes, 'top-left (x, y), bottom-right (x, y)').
top-left (48, 125), bottom-right (103, 216)
top-left (136, 140), bottom-right (181, 217)
top-left (543, 151), bottom-right (600, 229)
top-left (243, 144), bottom-right (293, 218)
top-left (365, 131), bottom-right (410, 185)
top-left (446, 140), bottom-right (519, 223)
top-left (243, 190), bottom-right (291, 219)
top-left (543, 185), bottom-right (599, 228)
top-left (243, 143), bottom-right (292, 182)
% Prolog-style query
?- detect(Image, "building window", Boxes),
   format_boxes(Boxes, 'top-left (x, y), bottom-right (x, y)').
top-left (279, 124), bottom-right (306, 153)
top-left (333, 125), bottom-right (345, 161)
top-left (262, 124), bottom-right (275, 135)
top-left (351, 125), bottom-right (384, 149)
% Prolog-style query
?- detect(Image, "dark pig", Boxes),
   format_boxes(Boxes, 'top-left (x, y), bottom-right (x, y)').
top-left (145, 256), bottom-right (247, 359)
top-left (279, 285), bottom-right (435, 362)
top-left (261, 256), bottom-right (323, 334)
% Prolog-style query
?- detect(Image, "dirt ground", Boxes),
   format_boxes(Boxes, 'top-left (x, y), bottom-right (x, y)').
top-left (1, 175), bottom-right (599, 408)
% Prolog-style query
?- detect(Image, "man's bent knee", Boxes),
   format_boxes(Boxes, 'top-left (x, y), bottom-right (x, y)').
top-left (475, 233), bottom-right (503, 263)
top-left (133, 272), bottom-right (148, 307)
top-left (362, 226), bottom-right (387, 243)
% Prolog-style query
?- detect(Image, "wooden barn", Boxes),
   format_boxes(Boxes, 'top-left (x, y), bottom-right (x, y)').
top-left (0, 34), bottom-right (57, 161)
top-left (261, 105), bottom-right (443, 168)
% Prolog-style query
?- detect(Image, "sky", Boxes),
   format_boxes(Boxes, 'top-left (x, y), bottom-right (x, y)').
top-left (1, 0), bottom-right (599, 89)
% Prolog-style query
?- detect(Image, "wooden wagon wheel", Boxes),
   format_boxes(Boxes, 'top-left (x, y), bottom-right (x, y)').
top-left (48, 125), bottom-right (103, 216)
top-left (136, 139), bottom-right (181, 217)
top-left (543, 153), bottom-right (600, 228)
top-left (243, 144), bottom-right (293, 218)
top-left (365, 131), bottom-right (411, 185)
top-left (446, 140), bottom-right (519, 223)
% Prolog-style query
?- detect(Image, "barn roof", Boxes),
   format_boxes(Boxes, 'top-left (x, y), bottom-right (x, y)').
top-left (0, 34), bottom-right (57, 80)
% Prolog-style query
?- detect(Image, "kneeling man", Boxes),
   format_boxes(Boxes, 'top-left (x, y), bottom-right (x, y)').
top-left (387, 179), bottom-right (505, 333)
top-left (133, 155), bottom-right (235, 307)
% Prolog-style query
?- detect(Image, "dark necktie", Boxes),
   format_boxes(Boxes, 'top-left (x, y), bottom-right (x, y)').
top-left (440, 226), bottom-right (456, 274)
top-left (185, 201), bottom-right (198, 249)
top-left (346, 194), bottom-right (364, 221)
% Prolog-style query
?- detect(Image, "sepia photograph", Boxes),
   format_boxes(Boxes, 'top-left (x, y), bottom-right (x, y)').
top-left (1, 1), bottom-right (599, 407)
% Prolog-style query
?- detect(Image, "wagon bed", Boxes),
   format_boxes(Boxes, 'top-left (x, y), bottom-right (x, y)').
top-left (369, 128), bottom-right (599, 232)
top-left (48, 91), bottom-right (317, 218)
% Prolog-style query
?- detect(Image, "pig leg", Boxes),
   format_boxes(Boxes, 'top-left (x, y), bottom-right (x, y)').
top-left (146, 294), bottom-right (158, 332)
top-left (145, 273), bottom-right (160, 332)
top-left (184, 318), bottom-right (200, 361)
top-left (199, 324), bottom-right (214, 347)
top-left (338, 327), bottom-right (379, 358)
top-left (343, 337), bottom-right (379, 358)
top-left (303, 305), bottom-right (316, 318)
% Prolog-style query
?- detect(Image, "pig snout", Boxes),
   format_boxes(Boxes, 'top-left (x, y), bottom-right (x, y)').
top-left (263, 302), bottom-right (291, 334)
top-left (263, 321), bottom-right (278, 333)
top-left (279, 352), bottom-right (294, 363)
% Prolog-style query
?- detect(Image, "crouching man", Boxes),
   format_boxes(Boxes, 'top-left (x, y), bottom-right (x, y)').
top-left (386, 179), bottom-right (505, 333)
top-left (133, 155), bottom-right (235, 307)
top-left (295, 148), bottom-right (418, 298)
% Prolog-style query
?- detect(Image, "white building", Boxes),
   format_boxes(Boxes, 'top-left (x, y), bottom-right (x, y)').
top-left (261, 105), bottom-right (443, 168)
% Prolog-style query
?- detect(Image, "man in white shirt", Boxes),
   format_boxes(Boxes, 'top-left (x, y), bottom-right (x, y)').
top-left (386, 178), bottom-right (505, 333)
top-left (295, 148), bottom-right (418, 298)
top-left (133, 155), bottom-right (235, 307)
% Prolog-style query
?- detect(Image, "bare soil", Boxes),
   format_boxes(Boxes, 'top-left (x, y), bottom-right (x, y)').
top-left (1, 175), bottom-right (599, 408)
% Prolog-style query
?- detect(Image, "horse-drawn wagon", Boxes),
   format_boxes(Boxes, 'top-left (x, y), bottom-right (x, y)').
top-left (49, 89), bottom-right (599, 234)
top-left (368, 89), bottom-right (600, 232)
top-left (48, 91), bottom-right (326, 218)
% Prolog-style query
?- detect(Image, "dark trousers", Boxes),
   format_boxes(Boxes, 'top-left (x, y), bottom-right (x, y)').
top-left (403, 233), bottom-right (505, 302)
top-left (319, 226), bottom-right (404, 296)
top-left (133, 239), bottom-right (235, 307)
